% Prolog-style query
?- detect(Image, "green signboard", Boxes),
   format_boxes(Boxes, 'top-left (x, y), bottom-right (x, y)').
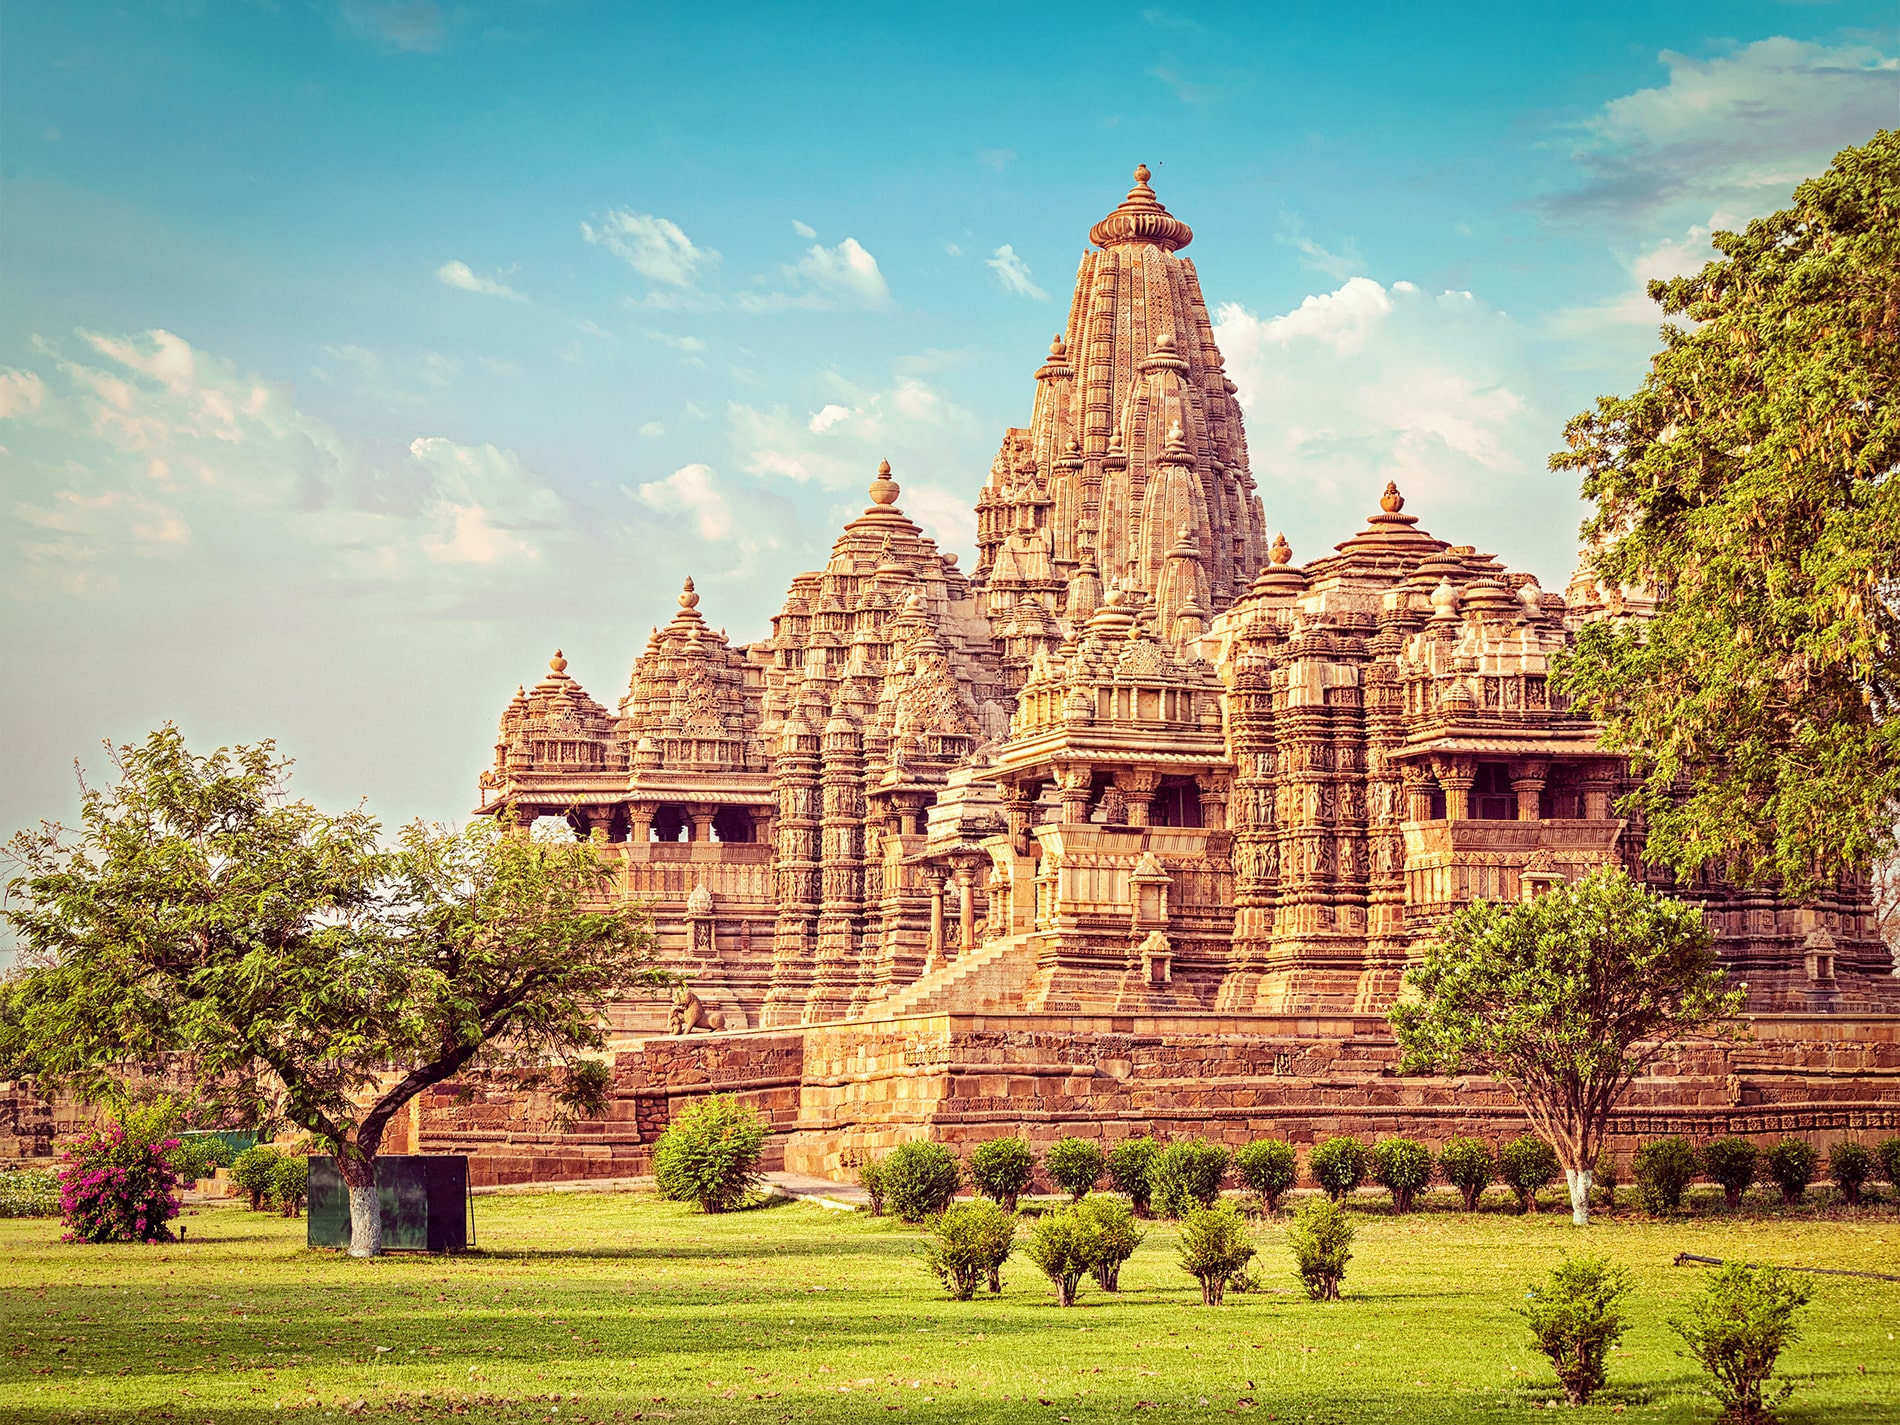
top-left (307, 1155), bottom-right (472, 1252)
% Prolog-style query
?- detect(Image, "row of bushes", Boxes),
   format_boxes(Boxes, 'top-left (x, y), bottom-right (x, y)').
top-left (228, 1146), bottom-right (310, 1217)
top-left (0, 1165), bottom-right (62, 1218)
top-left (862, 1132), bottom-right (1900, 1223)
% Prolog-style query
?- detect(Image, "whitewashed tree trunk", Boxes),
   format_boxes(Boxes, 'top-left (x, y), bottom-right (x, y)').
top-left (1565, 1167), bottom-right (1593, 1225)
top-left (347, 1182), bottom-right (383, 1258)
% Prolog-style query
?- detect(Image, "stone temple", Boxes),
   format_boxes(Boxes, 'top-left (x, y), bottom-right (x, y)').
top-left (419, 168), bottom-right (1897, 1186)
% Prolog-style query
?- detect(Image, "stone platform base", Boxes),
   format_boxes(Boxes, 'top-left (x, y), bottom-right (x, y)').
top-left (416, 1010), bottom-right (1900, 1190)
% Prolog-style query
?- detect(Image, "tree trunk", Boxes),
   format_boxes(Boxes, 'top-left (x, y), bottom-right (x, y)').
top-left (1200, 1275), bottom-right (1223, 1306)
top-left (1565, 1167), bottom-right (1593, 1225)
top-left (347, 1182), bottom-right (382, 1257)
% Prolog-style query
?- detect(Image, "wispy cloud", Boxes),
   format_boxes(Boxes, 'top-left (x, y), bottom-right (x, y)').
top-left (645, 330), bottom-right (708, 353)
top-left (339, 0), bottom-right (445, 53)
top-left (635, 462), bottom-right (733, 541)
top-left (435, 260), bottom-right (525, 301)
top-left (791, 219), bottom-right (817, 239)
top-left (582, 209), bottom-right (719, 288)
top-left (788, 237), bottom-right (890, 309)
top-left (986, 245), bottom-right (1047, 299)
top-left (977, 148), bottom-right (1016, 172)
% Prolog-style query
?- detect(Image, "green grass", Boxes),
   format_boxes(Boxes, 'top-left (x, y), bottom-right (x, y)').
top-left (3, 1188), bottom-right (1899, 1424)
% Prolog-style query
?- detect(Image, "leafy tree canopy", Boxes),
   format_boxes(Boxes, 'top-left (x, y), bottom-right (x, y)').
top-left (1389, 868), bottom-right (1743, 1223)
top-left (1553, 130), bottom-right (1900, 893)
top-left (1, 727), bottom-right (661, 1251)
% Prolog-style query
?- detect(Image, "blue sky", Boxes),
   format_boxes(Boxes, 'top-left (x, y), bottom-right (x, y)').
top-left (2, 0), bottom-right (1894, 846)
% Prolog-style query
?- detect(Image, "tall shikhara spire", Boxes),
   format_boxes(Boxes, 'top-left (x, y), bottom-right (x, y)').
top-left (975, 164), bottom-right (1268, 655)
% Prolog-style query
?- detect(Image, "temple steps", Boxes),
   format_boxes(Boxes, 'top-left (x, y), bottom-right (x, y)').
top-left (854, 932), bottom-right (1042, 1020)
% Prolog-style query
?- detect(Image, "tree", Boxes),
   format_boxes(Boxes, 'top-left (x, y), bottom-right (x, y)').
top-left (1389, 867), bottom-right (1743, 1225)
top-left (1, 728), bottom-right (660, 1257)
top-left (1552, 130), bottom-right (1900, 894)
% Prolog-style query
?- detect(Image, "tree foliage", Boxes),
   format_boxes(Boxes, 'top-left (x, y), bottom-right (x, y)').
top-left (1552, 130), bottom-right (1900, 892)
top-left (1390, 868), bottom-right (1742, 1223)
top-left (0, 728), bottom-right (661, 1253)
top-left (1521, 1255), bottom-right (1632, 1407)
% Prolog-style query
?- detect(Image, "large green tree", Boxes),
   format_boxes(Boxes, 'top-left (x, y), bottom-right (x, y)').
top-left (1553, 130), bottom-right (1899, 894)
top-left (1389, 868), bottom-right (1743, 1225)
top-left (1, 727), bottom-right (660, 1256)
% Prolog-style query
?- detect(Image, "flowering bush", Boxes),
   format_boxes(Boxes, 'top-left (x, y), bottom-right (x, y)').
top-left (0, 1166), bottom-right (62, 1218)
top-left (58, 1120), bottom-right (182, 1244)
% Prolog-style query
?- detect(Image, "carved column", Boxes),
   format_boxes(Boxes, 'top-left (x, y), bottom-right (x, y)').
top-left (1400, 763), bottom-right (1436, 822)
top-left (1580, 770), bottom-right (1615, 820)
top-left (1193, 771), bottom-right (1229, 832)
top-left (1003, 780), bottom-right (1042, 856)
top-left (686, 805), bottom-right (716, 843)
top-left (924, 869), bottom-right (947, 972)
top-left (1433, 756), bottom-right (1476, 821)
top-left (1510, 759), bottom-right (1550, 822)
top-left (762, 714), bottom-right (821, 1026)
top-left (1116, 768), bottom-right (1161, 827)
top-left (806, 715), bottom-right (864, 1022)
top-left (1054, 763), bottom-right (1094, 825)
top-left (956, 867), bottom-right (976, 957)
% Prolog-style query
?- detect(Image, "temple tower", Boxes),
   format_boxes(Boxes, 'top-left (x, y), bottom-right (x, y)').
top-left (975, 165), bottom-right (1269, 652)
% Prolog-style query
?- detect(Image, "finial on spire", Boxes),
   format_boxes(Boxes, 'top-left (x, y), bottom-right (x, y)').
top-left (679, 576), bottom-right (700, 610)
top-left (1270, 532), bottom-right (1292, 565)
top-left (1154, 329), bottom-right (1174, 351)
top-left (869, 459), bottom-right (899, 505)
top-left (549, 649), bottom-right (568, 674)
top-left (1050, 333), bottom-right (1066, 357)
top-left (1381, 481), bottom-right (1405, 514)
top-left (1089, 163), bottom-right (1193, 252)
top-left (1134, 162), bottom-right (1151, 185)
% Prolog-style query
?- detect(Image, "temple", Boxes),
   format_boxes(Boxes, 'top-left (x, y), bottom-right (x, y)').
top-left (442, 167), bottom-right (1898, 1186)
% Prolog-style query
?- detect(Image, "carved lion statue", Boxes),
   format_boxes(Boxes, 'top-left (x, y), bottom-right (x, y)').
top-left (668, 984), bottom-right (726, 1035)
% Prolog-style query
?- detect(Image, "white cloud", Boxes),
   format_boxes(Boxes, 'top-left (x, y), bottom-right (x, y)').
top-left (581, 210), bottom-right (719, 288)
top-left (1555, 38), bottom-right (1897, 229)
top-left (785, 237), bottom-right (890, 310)
top-left (977, 148), bottom-right (1015, 172)
top-left (808, 403), bottom-right (853, 434)
top-left (1214, 279), bottom-right (1560, 578)
top-left (945, 242), bottom-right (962, 258)
top-left (792, 219), bottom-right (817, 239)
top-left (636, 462), bottom-right (733, 541)
top-left (0, 329), bottom-right (584, 594)
top-left (639, 421), bottom-right (665, 438)
top-left (986, 245), bottom-right (1047, 300)
top-left (435, 261), bottom-right (525, 302)
top-left (0, 369), bottom-right (47, 420)
top-left (645, 330), bottom-right (708, 353)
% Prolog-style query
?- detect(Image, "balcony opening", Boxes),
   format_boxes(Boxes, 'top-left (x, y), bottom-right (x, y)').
top-left (649, 804), bottom-right (690, 842)
top-left (711, 806), bottom-right (756, 844)
top-left (1474, 762), bottom-right (1516, 820)
top-left (1150, 779), bottom-right (1204, 828)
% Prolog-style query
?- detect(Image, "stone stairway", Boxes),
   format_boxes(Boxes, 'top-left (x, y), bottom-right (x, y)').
top-left (854, 932), bottom-right (1041, 1020)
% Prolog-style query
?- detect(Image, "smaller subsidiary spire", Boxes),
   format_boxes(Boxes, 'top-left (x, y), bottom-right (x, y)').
top-left (1088, 163), bottom-right (1193, 253)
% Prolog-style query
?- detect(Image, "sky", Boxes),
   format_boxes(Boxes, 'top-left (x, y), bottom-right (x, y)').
top-left (1, 0), bottom-right (1895, 851)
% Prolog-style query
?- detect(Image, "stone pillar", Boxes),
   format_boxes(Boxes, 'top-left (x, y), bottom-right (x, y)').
top-left (628, 802), bottom-right (656, 843)
top-left (925, 870), bottom-right (947, 971)
top-left (1055, 763), bottom-right (1093, 825)
top-left (1003, 780), bottom-right (1042, 855)
top-left (687, 805), bottom-right (716, 843)
top-left (953, 862), bottom-right (979, 957)
top-left (1401, 764), bottom-right (1436, 822)
top-left (1117, 769), bottom-right (1161, 827)
top-left (1510, 759), bottom-right (1550, 822)
top-left (762, 714), bottom-right (822, 1026)
top-left (1193, 771), bottom-right (1229, 832)
top-left (1433, 757), bottom-right (1476, 821)
top-left (806, 715), bottom-right (865, 1022)
top-left (1580, 772), bottom-right (1614, 820)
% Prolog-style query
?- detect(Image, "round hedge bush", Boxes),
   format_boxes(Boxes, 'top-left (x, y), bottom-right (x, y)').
top-left (652, 1094), bottom-right (767, 1213)
top-left (1107, 1138), bottom-right (1163, 1216)
top-left (1233, 1139), bottom-right (1297, 1213)
top-left (1150, 1139), bottom-right (1230, 1218)
top-left (969, 1137), bottom-right (1034, 1211)
top-left (1369, 1137), bottom-right (1433, 1214)
top-left (882, 1141), bottom-right (962, 1223)
top-left (1438, 1137), bottom-right (1496, 1211)
top-left (229, 1145), bottom-right (281, 1211)
top-left (1765, 1138), bottom-right (1818, 1205)
top-left (1309, 1136), bottom-right (1368, 1203)
top-left (1829, 1140), bottom-right (1874, 1206)
top-left (1044, 1137), bottom-right (1106, 1201)
top-left (1632, 1136), bottom-right (1700, 1213)
top-left (1702, 1137), bottom-right (1760, 1209)
top-left (1498, 1134), bottom-right (1558, 1213)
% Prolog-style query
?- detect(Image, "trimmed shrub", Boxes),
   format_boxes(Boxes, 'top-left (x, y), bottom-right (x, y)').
top-left (1022, 1206), bottom-right (1101, 1307)
top-left (1308, 1136), bottom-right (1368, 1203)
top-left (1632, 1136), bottom-right (1699, 1214)
top-left (1076, 1194), bottom-right (1144, 1291)
top-left (1703, 1137), bottom-right (1760, 1210)
top-left (0, 1166), bottom-right (63, 1218)
top-left (1287, 1197), bottom-right (1354, 1302)
top-left (1369, 1137), bottom-right (1433, 1214)
top-left (652, 1094), bottom-right (767, 1213)
top-left (1764, 1138), bottom-right (1818, 1206)
top-left (1150, 1139), bottom-right (1230, 1218)
top-left (1044, 1137), bottom-right (1106, 1201)
top-left (1829, 1140), bottom-right (1874, 1207)
top-left (1498, 1134), bottom-right (1558, 1214)
top-left (1176, 1203), bottom-right (1255, 1306)
top-left (1438, 1137), bottom-right (1495, 1212)
top-left (1107, 1137), bottom-right (1163, 1217)
top-left (58, 1118), bottom-right (182, 1244)
top-left (857, 1157), bottom-right (886, 1217)
top-left (1521, 1255), bottom-right (1632, 1407)
top-left (1878, 1137), bottom-right (1900, 1197)
top-left (881, 1141), bottom-right (962, 1224)
top-left (1233, 1139), bottom-right (1297, 1213)
top-left (269, 1155), bottom-right (309, 1217)
top-left (229, 1146), bottom-right (281, 1211)
top-left (923, 1201), bottom-right (1016, 1300)
top-left (1669, 1263), bottom-right (1813, 1424)
top-left (1593, 1147), bottom-right (1620, 1212)
top-left (969, 1137), bottom-right (1035, 1212)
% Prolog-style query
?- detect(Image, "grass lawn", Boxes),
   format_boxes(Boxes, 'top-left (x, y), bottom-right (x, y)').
top-left (3, 1186), bottom-right (1898, 1425)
